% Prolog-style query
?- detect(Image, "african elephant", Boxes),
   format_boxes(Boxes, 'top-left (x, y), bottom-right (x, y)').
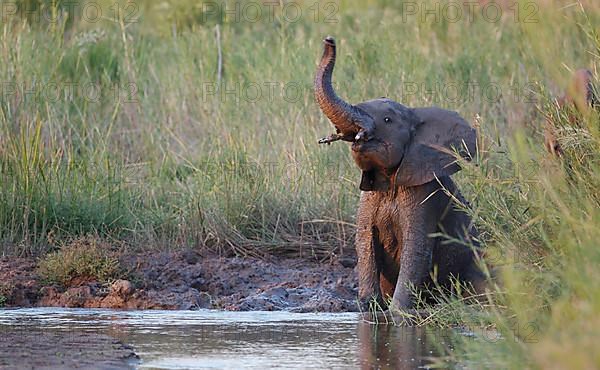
top-left (314, 36), bottom-right (485, 311)
top-left (544, 68), bottom-right (597, 156)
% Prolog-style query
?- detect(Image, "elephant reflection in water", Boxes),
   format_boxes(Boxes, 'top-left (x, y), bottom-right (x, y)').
top-left (357, 321), bottom-right (450, 369)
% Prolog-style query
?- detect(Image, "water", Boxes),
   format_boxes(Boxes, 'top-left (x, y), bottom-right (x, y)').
top-left (0, 308), bottom-right (453, 369)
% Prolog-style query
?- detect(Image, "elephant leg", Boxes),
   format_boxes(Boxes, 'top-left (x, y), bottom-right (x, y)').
top-left (391, 209), bottom-right (436, 310)
top-left (356, 222), bottom-right (383, 312)
top-left (390, 232), bottom-right (433, 309)
top-left (356, 193), bottom-right (383, 310)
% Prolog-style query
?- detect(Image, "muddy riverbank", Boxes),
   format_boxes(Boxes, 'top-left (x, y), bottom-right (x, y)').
top-left (0, 250), bottom-right (359, 312)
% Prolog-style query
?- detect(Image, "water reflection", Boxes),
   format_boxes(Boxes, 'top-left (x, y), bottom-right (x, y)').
top-left (358, 322), bottom-right (449, 369)
top-left (0, 308), bottom-right (452, 369)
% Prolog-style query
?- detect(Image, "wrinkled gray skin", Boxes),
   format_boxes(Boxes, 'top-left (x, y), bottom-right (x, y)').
top-left (314, 37), bottom-right (486, 311)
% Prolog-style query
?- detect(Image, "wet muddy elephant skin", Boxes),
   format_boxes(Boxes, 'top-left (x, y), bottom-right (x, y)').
top-left (313, 36), bottom-right (485, 310)
top-left (355, 174), bottom-right (484, 310)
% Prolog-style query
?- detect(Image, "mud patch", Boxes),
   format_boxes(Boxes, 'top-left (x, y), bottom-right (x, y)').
top-left (0, 258), bottom-right (40, 306)
top-left (0, 252), bottom-right (359, 312)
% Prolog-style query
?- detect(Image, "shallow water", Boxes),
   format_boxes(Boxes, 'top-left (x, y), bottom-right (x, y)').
top-left (0, 308), bottom-right (455, 369)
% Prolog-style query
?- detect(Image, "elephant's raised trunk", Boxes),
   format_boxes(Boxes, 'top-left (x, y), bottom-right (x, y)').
top-left (314, 36), bottom-right (373, 141)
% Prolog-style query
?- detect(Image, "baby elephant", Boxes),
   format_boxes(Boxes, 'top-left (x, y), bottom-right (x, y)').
top-left (314, 37), bottom-right (485, 311)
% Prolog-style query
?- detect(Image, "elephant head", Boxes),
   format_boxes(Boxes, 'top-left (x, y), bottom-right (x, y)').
top-left (314, 37), bottom-right (477, 191)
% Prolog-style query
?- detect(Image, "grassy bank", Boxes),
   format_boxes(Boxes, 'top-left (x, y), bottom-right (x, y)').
top-left (1, 0), bottom-right (599, 368)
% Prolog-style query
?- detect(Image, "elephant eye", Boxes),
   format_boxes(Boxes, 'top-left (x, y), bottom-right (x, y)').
top-left (384, 117), bottom-right (392, 124)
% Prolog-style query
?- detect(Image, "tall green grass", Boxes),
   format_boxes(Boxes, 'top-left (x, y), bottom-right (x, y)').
top-left (1, 1), bottom-right (600, 366)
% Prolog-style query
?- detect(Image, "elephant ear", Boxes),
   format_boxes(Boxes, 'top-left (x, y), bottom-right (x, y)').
top-left (395, 107), bottom-right (476, 187)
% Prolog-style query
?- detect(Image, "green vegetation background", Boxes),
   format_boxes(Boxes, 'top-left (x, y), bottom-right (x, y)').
top-left (1, 1), bottom-right (599, 368)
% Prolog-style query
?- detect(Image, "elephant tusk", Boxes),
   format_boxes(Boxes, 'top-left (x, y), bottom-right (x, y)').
top-left (355, 130), bottom-right (368, 142)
